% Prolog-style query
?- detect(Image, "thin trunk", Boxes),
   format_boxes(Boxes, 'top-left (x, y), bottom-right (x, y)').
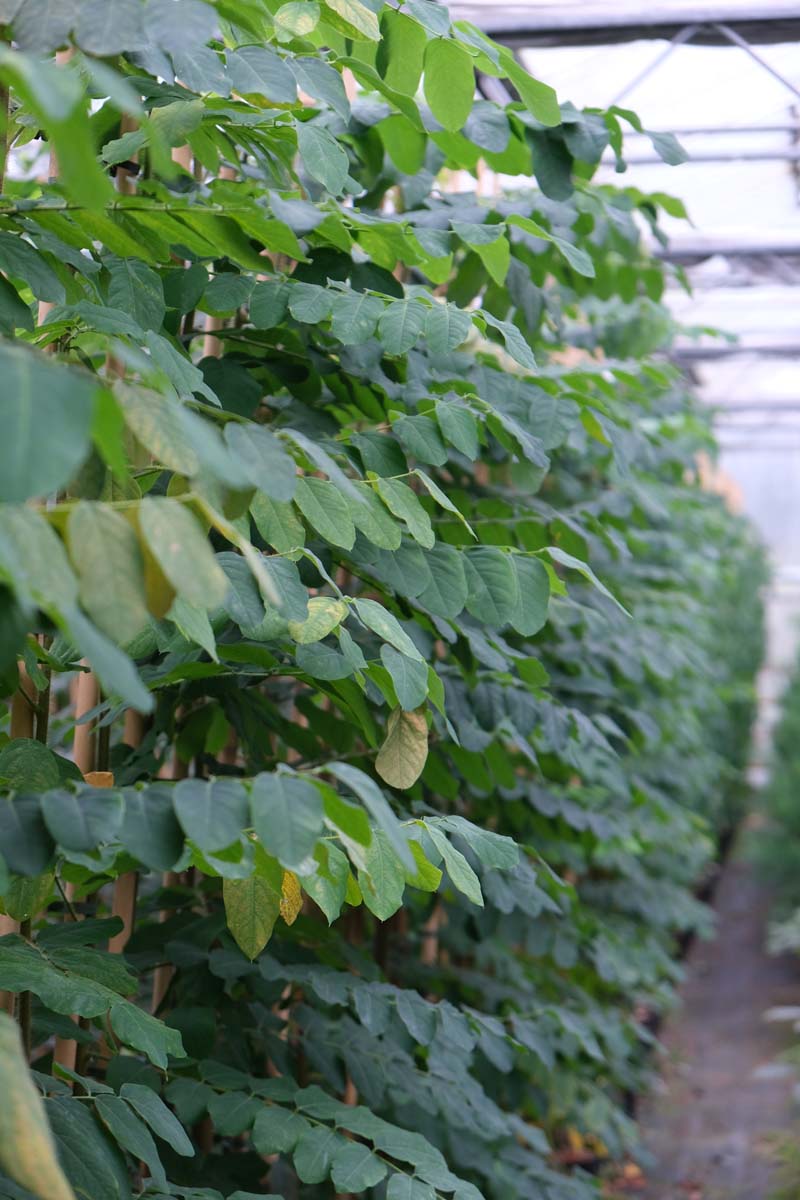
top-left (202, 163), bottom-right (237, 357)
top-left (0, 665), bottom-right (37, 1013)
top-left (151, 745), bottom-right (189, 1013)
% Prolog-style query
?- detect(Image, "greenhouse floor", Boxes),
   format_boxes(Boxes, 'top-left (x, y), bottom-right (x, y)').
top-left (639, 836), bottom-right (800, 1199)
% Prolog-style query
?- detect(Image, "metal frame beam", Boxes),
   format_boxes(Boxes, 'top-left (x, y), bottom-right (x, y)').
top-left (446, 3), bottom-right (800, 47)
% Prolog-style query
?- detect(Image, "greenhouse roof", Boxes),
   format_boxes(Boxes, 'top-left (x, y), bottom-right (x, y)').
top-left (448, 1), bottom-right (800, 45)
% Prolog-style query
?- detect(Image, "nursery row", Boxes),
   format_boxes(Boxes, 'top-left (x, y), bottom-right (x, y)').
top-left (0, 2), bottom-right (766, 1199)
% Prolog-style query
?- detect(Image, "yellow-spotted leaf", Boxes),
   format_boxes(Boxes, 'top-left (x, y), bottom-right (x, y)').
top-left (280, 870), bottom-right (303, 925)
top-left (0, 1012), bottom-right (76, 1200)
top-left (288, 596), bottom-right (348, 644)
top-left (375, 706), bottom-right (428, 789)
top-left (223, 874), bottom-right (281, 960)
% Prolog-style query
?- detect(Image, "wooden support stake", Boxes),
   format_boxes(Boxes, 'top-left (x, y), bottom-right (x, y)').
top-left (107, 711), bottom-right (147, 956)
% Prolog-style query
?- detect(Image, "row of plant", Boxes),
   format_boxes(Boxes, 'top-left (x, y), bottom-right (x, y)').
top-left (0, 2), bottom-right (766, 1199)
top-left (755, 654), bottom-right (800, 952)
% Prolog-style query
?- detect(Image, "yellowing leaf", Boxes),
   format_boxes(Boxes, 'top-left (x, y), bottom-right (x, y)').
top-left (288, 596), bottom-right (347, 644)
top-left (280, 870), bottom-right (303, 925)
top-left (322, 0), bottom-right (379, 40)
top-left (1, 872), bottom-right (54, 922)
top-left (0, 1012), bottom-right (77, 1200)
top-left (223, 875), bottom-right (281, 960)
top-left (375, 706), bottom-right (428, 789)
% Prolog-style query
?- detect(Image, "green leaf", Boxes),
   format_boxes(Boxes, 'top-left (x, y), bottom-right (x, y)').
top-left (417, 543), bottom-right (468, 619)
top-left (173, 778), bottom-right (248, 853)
top-left (291, 56), bottom-right (350, 121)
top-left (119, 1083), bottom-right (194, 1158)
top-left (321, 0), bottom-right (380, 40)
top-left (404, 840), bottom-right (442, 892)
top-left (0, 505), bottom-right (78, 610)
top-left (60, 607), bottom-right (153, 713)
top-left (0, 1011), bottom-right (77, 1200)
top-left (296, 122), bottom-right (350, 196)
top-left (424, 39), bottom-right (474, 133)
top-left (288, 282), bottom-right (333, 324)
top-left (500, 51), bottom-right (560, 126)
top-left (0, 740), bottom-right (60, 791)
top-left (261, 557), bottom-right (308, 622)
top-left (226, 45), bottom-right (297, 102)
top-left (67, 503), bottom-right (149, 646)
top-left (375, 479), bottom-right (434, 548)
top-left (95, 1095), bottom-right (166, 1190)
top-left (325, 760), bottom-right (415, 871)
top-left (375, 707), bottom-right (428, 790)
top-left (250, 774), bottom-right (324, 871)
top-left (358, 829), bottom-right (406, 920)
top-left (544, 545), bottom-right (630, 615)
top-left (224, 425), bottom-right (297, 502)
top-left (463, 547), bottom-right (519, 626)
top-left (331, 1140), bottom-right (388, 1192)
top-left (510, 556), bottom-right (550, 636)
top-left (353, 598), bottom-right (424, 663)
top-left (218, 552), bottom-right (266, 629)
top-left (251, 493), bottom-right (305, 555)
top-left (380, 645), bottom-right (428, 710)
top-left (0, 274), bottom-right (33, 333)
top-left (223, 874), bottom-right (281, 960)
top-left (2, 872), bottom-right (54, 922)
top-left (0, 231), bottom-right (63, 303)
top-left (425, 823), bottom-right (483, 906)
top-left (393, 416), bottom-right (447, 467)
top-left (425, 303), bottom-right (471, 354)
top-left (169, 595), bottom-right (218, 660)
top-left (378, 298), bottom-right (427, 356)
top-left (106, 256), bottom-right (166, 333)
top-left (377, 9), bottom-right (426, 95)
top-left (387, 1175), bottom-right (437, 1200)
top-left (294, 477), bottom-right (355, 549)
top-left (138, 498), bottom-right (228, 611)
top-left (295, 640), bottom-right (352, 680)
top-left (379, 113), bottom-right (426, 174)
top-left (0, 345), bottom-right (97, 504)
top-left (302, 843), bottom-right (350, 924)
top-left (41, 787), bottom-right (124, 853)
top-left (207, 1090), bottom-right (261, 1136)
top-left (0, 797), bottom-right (54, 877)
top-left (433, 815), bottom-right (519, 870)
top-left (252, 1105), bottom-right (309, 1154)
top-left (202, 273), bottom-right (254, 316)
top-left (329, 289), bottom-right (383, 344)
top-left (116, 386), bottom-right (199, 476)
top-left (109, 1001), bottom-right (186, 1069)
top-left (46, 1096), bottom-right (131, 1200)
top-left (293, 1125), bottom-right (341, 1184)
top-left (346, 485), bottom-right (401, 551)
top-left (479, 311), bottom-right (536, 371)
top-left (119, 784), bottom-right (184, 871)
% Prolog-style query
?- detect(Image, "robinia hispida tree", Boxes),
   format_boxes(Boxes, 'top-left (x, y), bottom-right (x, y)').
top-left (0, 1), bottom-right (765, 1199)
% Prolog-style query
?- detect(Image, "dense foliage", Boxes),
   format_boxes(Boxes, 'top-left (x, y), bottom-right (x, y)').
top-left (0, 2), bottom-right (765, 1199)
top-left (756, 656), bottom-right (800, 950)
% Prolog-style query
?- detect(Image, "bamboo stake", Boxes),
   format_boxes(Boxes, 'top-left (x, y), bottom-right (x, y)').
top-left (72, 668), bottom-right (98, 777)
top-left (107, 711), bottom-right (147, 956)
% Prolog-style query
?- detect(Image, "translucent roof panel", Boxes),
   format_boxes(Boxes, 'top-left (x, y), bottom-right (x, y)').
top-left (448, 2), bottom-right (800, 45)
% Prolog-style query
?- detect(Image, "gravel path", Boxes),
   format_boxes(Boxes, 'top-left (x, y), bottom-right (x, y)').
top-left (640, 846), bottom-right (800, 1200)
